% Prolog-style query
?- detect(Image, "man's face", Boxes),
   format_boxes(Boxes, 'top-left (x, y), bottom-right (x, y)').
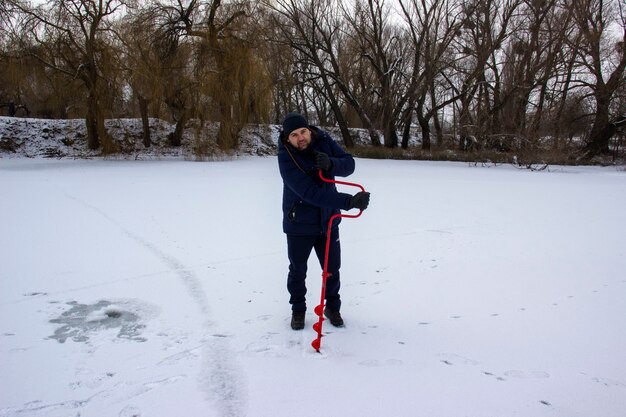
top-left (288, 127), bottom-right (312, 150)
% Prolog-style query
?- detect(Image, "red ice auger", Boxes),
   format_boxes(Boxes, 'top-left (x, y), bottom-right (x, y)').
top-left (311, 170), bottom-right (367, 353)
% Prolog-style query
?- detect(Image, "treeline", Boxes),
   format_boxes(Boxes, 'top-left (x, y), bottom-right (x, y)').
top-left (0, 0), bottom-right (624, 158)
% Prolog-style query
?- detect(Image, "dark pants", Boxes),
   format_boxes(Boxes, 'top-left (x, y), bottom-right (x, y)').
top-left (287, 229), bottom-right (341, 313)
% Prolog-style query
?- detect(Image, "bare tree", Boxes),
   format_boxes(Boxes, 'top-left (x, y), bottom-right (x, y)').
top-left (344, 0), bottom-right (406, 147)
top-left (398, 0), bottom-right (469, 150)
top-left (257, 10), bottom-right (301, 124)
top-left (569, 0), bottom-right (626, 156)
top-left (447, 0), bottom-right (522, 150)
top-left (552, 28), bottom-right (584, 148)
top-left (495, 0), bottom-right (572, 151)
top-left (264, 0), bottom-right (357, 147)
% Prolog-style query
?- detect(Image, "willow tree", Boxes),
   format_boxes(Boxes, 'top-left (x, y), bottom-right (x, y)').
top-left (120, 9), bottom-right (169, 148)
top-left (9, 0), bottom-right (131, 151)
top-left (196, 7), bottom-right (273, 145)
top-left (156, 0), bottom-right (271, 150)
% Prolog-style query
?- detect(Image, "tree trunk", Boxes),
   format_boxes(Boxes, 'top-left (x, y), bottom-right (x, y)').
top-left (86, 91), bottom-right (100, 150)
top-left (216, 103), bottom-right (240, 150)
top-left (352, 109), bottom-right (381, 147)
top-left (383, 122), bottom-right (398, 148)
top-left (514, 93), bottom-right (530, 151)
top-left (382, 103), bottom-right (397, 148)
top-left (415, 97), bottom-right (430, 150)
top-left (325, 91), bottom-right (353, 147)
top-left (138, 96), bottom-right (151, 148)
top-left (554, 62), bottom-right (574, 150)
top-left (169, 110), bottom-right (188, 147)
top-left (212, 41), bottom-right (242, 150)
top-left (336, 89), bottom-right (380, 146)
top-left (348, 104), bottom-right (380, 146)
top-left (430, 85), bottom-right (443, 147)
top-left (417, 113), bottom-right (431, 151)
top-left (433, 111), bottom-right (443, 148)
top-left (85, 92), bottom-right (112, 153)
top-left (529, 81), bottom-right (548, 141)
top-left (585, 94), bottom-right (612, 155)
top-left (318, 69), bottom-right (354, 148)
top-left (335, 113), bottom-right (354, 148)
top-left (400, 104), bottom-right (414, 149)
top-left (97, 114), bottom-right (114, 154)
top-left (458, 96), bottom-right (474, 151)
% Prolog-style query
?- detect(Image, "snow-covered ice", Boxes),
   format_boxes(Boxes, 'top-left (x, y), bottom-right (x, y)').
top-left (1, 157), bottom-right (625, 417)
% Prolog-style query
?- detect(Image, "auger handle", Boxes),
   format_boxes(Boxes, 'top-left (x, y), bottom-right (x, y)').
top-left (311, 170), bottom-right (367, 352)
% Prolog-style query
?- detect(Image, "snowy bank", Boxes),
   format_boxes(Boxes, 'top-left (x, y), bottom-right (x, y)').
top-left (0, 117), bottom-right (281, 159)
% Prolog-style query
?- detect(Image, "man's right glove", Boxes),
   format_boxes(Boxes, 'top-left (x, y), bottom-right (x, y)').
top-left (314, 151), bottom-right (332, 171)
top-left (348, 191), bottom-right (370, 210)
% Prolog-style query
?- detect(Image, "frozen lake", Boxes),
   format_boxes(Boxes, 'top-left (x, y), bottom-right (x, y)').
top-left (1, 157), bottom-right (625, 417)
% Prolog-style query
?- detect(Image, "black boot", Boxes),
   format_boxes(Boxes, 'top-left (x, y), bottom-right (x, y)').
top-left (324, 308), bottom-right (344, 327)
top-left (291, 311), bottom-right (306, 330)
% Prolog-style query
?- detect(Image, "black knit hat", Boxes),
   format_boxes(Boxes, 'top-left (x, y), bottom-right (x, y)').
top-left (282, 112), bottom-right (309, 138)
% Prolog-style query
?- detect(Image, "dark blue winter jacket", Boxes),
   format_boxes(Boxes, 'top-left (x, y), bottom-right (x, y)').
top-left (278, 126), bottom-right (356, 235)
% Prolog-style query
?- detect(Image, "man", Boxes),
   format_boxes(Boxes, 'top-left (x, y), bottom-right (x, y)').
top-left (277, 112), bottom-right (370, 330)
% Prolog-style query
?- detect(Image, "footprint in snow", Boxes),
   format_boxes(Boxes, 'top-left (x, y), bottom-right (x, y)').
top-left (119, 405), bottom-right (142, 417)
top-left (438, 353), bottom-right (479, 366)
top-left (359, 359), bottom-right (403, 367)
top-left (591, 377), bottom-right (626, 387)
top-left (117, 375), bottom-right (186, 403)
top-left (482, 371), bottom-right (506, 381)
top-left (142, 375), bottom-right (185, 390)
top-left (504, 370), bottom-right (550, 379)
top-left (24, 292), bottom-right (48, 297)
top-left (69, 369), bottom-right (116, 390)
top-left (157, 348), bottom-right (200, 366)
top-left (243, 341), bottom-right (288, 358)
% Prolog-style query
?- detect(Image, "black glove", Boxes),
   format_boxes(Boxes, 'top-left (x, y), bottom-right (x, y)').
top-left (314, 151), bottom-right (332, 171)
top-left (348, 192), bottom-right (370, 210)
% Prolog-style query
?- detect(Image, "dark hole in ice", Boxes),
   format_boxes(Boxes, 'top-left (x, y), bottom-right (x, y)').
top-left (48, 300), bottom-right (146, 343)
top-left (106, 310), bottom-right (122, 319)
